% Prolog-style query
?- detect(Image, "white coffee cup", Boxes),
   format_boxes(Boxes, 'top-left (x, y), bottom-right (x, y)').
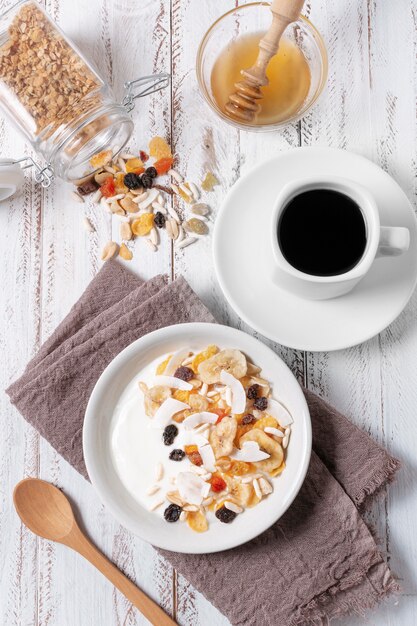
top-left (0, 160), bottom-right (24, 201)
top-left (271, 176), bottom-right (410, 300)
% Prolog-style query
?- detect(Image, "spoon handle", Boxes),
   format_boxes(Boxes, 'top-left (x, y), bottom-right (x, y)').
top-left (69, 529), bottom-right (176, 626)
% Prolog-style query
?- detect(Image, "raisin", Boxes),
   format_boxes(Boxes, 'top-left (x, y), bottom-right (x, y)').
top-left (241, 413), bottom-right (256, 425)
top-left (154, 212), bottom-right (166, 228)
top-left (254, 396), bottom-right (268, 411)
top-left (163, 424), bottom-right (178, 446)
top-left (77, 180), bottom-right (98, 196)
top-left (145, 166), bottom-right (157, 179)
top-left (215, 506), bottom-right (237, 524)
top-left (247, 384), bottom-right (260, 400)
top-left (174, 366), bottom-right (194, 381)
top-left (169, 449), bottom-right (185, 461)
top-left (141, 174), bottom-right (153, 189)
top-left (124, 173), bottom-right (142, 190)
top-left (164, 503), bottom-right (182, 522)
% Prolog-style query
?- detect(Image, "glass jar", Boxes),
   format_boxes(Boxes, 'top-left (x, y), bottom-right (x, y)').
top-left (0, 0), bottom-right (168, 185)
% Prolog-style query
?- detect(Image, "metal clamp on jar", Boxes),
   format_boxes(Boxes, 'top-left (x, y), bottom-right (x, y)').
top-left (0, 0), bottom-right (169, 197)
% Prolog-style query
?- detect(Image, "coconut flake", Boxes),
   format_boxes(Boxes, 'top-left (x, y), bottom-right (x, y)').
top-left (152, 375), bottom-right (193, 391)
top-left (176, 471), bottom-right (207, 505)
top-left (151, 397), bottom-right (190, 428)
top-left (220, 370), bottom-right (246, 414)
top-left (266, 398), bottom-right (293, 427)
top-left (176, 430), bottom-right (209, 448)
top-left (183, 411), bottom-right (219, 430)
top-left (231, 441), bottom-right (270, 462)
top-left (164, 348), bottom-right (190, 376)
top-left (198, 443), bottom-right (216, 472)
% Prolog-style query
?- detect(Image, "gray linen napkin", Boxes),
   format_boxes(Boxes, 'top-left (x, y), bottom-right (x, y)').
top-left (6, 260), bottom-right (400, 625)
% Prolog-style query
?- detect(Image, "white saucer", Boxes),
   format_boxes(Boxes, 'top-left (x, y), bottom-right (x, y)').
top-left (213, 148), bottom-right (417, 352)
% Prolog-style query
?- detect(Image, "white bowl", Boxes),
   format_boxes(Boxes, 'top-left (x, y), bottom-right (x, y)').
top-left (83, 323), bottom-right (311, 553)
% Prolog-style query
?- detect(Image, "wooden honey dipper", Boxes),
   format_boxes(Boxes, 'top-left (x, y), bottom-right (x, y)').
top-left (225, 0), bottom-right (306, 123)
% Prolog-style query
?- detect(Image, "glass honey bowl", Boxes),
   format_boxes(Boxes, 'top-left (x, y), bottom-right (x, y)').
top-left (196, 2), bottom-right (328, 132)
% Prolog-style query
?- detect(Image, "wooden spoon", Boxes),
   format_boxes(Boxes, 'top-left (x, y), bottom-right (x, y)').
top-left (225, 0), bottom-right (305, 123)
top-left (13, 478), bottom-right (176, 626)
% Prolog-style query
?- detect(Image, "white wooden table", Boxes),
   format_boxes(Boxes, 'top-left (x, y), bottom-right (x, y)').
top-left (1, 0), bottom-right (417, 624)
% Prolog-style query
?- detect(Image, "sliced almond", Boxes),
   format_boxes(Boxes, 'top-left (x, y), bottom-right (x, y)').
top-left (120, 221), bottom-right (132, 241)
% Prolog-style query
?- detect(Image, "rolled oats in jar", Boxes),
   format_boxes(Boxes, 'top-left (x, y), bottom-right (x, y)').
top-left (0, 1), bottom-right (149, 183)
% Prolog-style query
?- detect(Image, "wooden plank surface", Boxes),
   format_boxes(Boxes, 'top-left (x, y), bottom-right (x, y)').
top-left (1, 0), bottom-right (417, 624)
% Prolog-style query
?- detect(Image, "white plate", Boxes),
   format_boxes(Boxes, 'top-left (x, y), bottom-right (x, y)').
top-left (213, 148), bottom-right (417, 352)
top-left (83, 323), bottom-right (311, 554)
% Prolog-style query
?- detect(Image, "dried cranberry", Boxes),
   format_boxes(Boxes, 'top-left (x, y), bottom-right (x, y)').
top-left (174, 366), bottom-right (194, 381)
top-left (253, 396), bottom-right (268, 411)
top-left (139, 150), bottom-right (149, 162)
top-left (154, 212), bottom-right (166, 228)
top-left (210, 475), bottom-right (227, 493)
top-left (241, 413), bottom-right (256, 425)
top-left (164, 503), bottom-right (182, 522)
top-left (124, 173), bottom-right (142, 189)
top-left (145, 166), bottom-right (157, 179)
top-left (169, 449), bottom-right (185, 461)
top-left (188, 450), bottom-right (203, 466)
top-left (215, 506), bottom-right (237, 524)
top-left (77, 180), bottom-right (98, 195)
top-left (163, 424), bottom-right (178, 446)
top-left (247, 384), bottom-right (260, 400)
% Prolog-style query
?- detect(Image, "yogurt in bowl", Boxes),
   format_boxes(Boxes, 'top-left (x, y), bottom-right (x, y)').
top-left (84, 323), bottom-right (311, 553)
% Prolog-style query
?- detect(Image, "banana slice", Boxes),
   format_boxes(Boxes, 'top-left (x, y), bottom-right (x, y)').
top-left (186, 509), bottom-right (208, 532)
top-left (188, 393), bottom-right (209, 412)
top-left (198, 349), bottom-right (247, 384)
top-left (223, 474), bottom-right (253, 507)
top-left (209, 416), bottom-right (237, 458)
top-left (239, 428), bottom-right (284, 473)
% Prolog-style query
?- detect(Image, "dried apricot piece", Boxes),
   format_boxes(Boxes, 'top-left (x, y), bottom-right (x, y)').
top-left (256, 415), bottom-right (278, 431)
top-left (191, 344), bottom-right (219, 373)
top-left (149, 136), bottom-right (172, 160)
top-left (131, 213), bottom-right (154, 236)
top-left (185, 445), bottom-right (203, 466)
top-left (126, 157), bottom-right (144, 173)
top-left (154, 157), bottom-right (174, 175)
top-left (201, 171), bottom-right (219, 192)
top-left (114, 172), bottom-right (128, 194)
top-left (156, 355), bottom-right (172, 375)
top-left (100, 176), bottom-right (116, 198)
top-left (90, 150), bottom-right (112, 169)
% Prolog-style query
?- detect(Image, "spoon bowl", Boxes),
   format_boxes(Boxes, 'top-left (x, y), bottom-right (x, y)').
top-left (14, 478), bottom-right (76, 542)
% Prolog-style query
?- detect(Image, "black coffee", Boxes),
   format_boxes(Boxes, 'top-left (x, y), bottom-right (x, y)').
top-left (278, 189), bottom-right (367, 277)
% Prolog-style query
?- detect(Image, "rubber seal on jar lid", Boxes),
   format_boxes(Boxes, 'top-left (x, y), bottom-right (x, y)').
top-left (0, 159), bottom-right (25, 201)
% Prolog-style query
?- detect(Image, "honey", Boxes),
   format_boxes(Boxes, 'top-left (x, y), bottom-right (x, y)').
top-left (211, 32), bottom-right (311, 125)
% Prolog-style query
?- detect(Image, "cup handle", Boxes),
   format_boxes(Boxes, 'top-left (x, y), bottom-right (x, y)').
top-left (377, 226), bottom-right (410, 257)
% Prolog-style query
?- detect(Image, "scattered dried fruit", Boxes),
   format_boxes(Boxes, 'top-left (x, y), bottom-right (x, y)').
top-left (254, 397), bottom-right (268, 411)
top-left (186, 509), bottom-right (208, 532)
top-left (241, 413), bottom-right (256, 425)
top-left (169, 449), bottom-right (186, 462)
top-left (131, 213), bottom-right (154, 236)
top-left (141, 174), bottom-right (154, 189)
top-left (124, 172), bottom-right (142, 190)
top-left (174, 366), bottom-right (194, 382)
top-left (185, 445), bottom-right (203, 466)
top-left (145, 166), bottom-right (158, 179)
top-left (215, 506), bottom-right (237, 524)
top-left (154, 212), bottom-right (166, 228)
top-left (139, 150), bottom-right (149, 162)
top-left (201, 171), bottom-right (219, 191)
top-left (77, 180), bottom-right (98, 196)
top-left (154, 157), bottom-right (174, 175)
top-left (210, 474), bottom-right (227, 493)
top-left (149, 136), bottom-right (172, 160)
top-left (183, 218), bottom-right (209, 235)
top-left (100, 177), bottom-right (116, 198)
top-left (163, 424), bottom-right (178, 446)
top-left (247, 384), bottom-right (260, 400)
top-left (210, 417), bottom-right (237, 458)
top-left (198, 349), bottom-right (247, 384)
top-left (125, 157), bottom-right (144, 173)
top-left (164, 503), bottom-right (182, 522)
